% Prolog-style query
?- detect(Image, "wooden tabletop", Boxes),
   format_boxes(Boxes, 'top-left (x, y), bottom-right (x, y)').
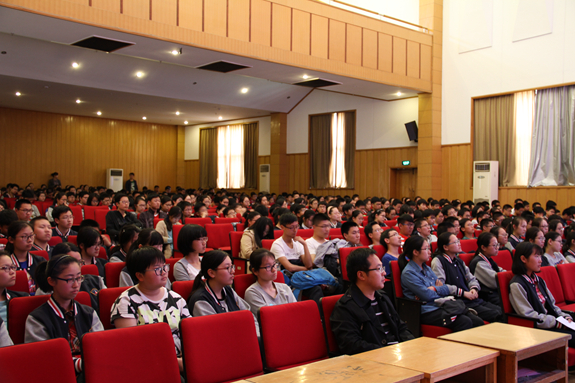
top-left (356, 337), bottom-right (499, 376)
top-left (246, 355), bottom-right (424, 383)
top-left (439, 322), bottom-right (571, 353)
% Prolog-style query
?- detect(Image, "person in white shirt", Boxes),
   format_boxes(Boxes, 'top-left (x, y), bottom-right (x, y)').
top-left (305, 213), bottom-right (330, 260)
top-left (364, 221), bottom-right (383, 248)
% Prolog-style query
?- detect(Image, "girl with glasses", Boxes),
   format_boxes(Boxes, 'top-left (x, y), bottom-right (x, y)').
top-left (111, 246), bottom-right (189, 373)
top-left (77, 227), bottom-right (107, 280)
top-left (490, 226), bottom-right (513, 254)
top-left (174, 224), bottom-right (207, 281)
top-left (469, 232), bottom-right (505, 306)
top-left (0, 250), bottom-right (28, 324)
top-left (26, 254), bottom-right (103, 375)
top-left (6, 221), bottom-right (45, 295)
top-left (244, 249), bottom-right (296, 316)
top-left (542, 231), bottom-right (567, 267)
top-left (563, 231), bottom-right (575, 263)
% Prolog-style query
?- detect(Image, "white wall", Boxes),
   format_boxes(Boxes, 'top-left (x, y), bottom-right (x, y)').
top-left (334, 0), bottom-right (420, 26)
top-left (287, 90), bottom-right (418, 153)
top-left (442, 0), bottom-right (575, 145)
top-left (184, 116), bottom-right (271, 160)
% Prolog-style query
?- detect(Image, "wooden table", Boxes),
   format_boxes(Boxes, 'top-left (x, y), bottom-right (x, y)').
top-left (245, 355), bottom-right (424, 383)
top-left (355, 337), bottom-right (499, 383)
top-left (439, 322), bottom-right (569, 382)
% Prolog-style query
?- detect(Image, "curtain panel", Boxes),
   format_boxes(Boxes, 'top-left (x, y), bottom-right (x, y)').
top-left (243, 123), bottom-right (258, 189)
top-left (199, 128), bottom-right (217, 189)
top-left (309, 114), bottom-right (333, 189)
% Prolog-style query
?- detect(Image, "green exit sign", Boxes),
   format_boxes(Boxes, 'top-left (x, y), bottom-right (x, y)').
top-left (402, 160), bottom-right (411, 166)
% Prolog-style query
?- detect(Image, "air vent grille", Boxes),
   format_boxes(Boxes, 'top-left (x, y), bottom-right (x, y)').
top-left (72, 36), bottom-right (134, 52)
top-left (293, 78), bottom-right (342, 87)
top-left (475, 163), bottom-right (490, 172)
top-left (196, 61), bottom-right (252, 73)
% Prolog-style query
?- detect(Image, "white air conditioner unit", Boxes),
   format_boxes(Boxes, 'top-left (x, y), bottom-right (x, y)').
top-left (473, 161), bottom-right (499, 204)
top-left (259, 164), bottom-right (270, 193)
top-left (106, 168), bottom-right (124, 192)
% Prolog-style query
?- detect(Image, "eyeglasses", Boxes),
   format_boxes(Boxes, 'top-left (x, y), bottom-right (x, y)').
top-left (0, 265), bottom-right (18, 273)
top-left (17, 234), bottom-right (35, 241)
top-left (260, 262), bottom-right (280, 272)
top-left (18, 209), bottom-right (33, 214)
top-left (373, 228), bottom-right (384, 233)
top-left (196, 237), bottom-right (208, 242)
top-left (54, 275), bottom-right (85, 285)
top-left (316, 224), bottom-right (331, 229)
top-left (285, 225), bottom-right (299, 230)
top-left (448, 239), bottom-right (460, 245)
top-left (366, 265), bottom-right (385, 273)
top-left (145, 264), bottom-right (170, 276)
top-left (216, 264), bottom-right (236, 273)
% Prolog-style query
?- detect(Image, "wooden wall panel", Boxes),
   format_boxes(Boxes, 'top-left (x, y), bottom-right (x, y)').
top-left (441, 144), bottom-right (473, 202)
top-left (151, 0), bottom-right (177, 26)
top-left (122, 0), bottom-right (149, 19)
top-left (345, 24), bottom-right (362, 66)
top-left (498, 187), bottom-right (575, 209)
top-left (184, 160), bottom-right (200, 188)
top-left (407, 41), bottom-right (420, 79)
top-left (179, 0), bottom-right (203, 31)
top-left (310, 14), bottom-right (328, 59)
top-left (328, 20), bottom-right (346, 62)
top-left (68, 0), bottom-right (89, 5)
top-left (362, 29), bottom-right (378, 69)
top-left (228, 0), bottom-right (250, 42)
top-left (250, 0), bottom-right (271, 46)
top-left (91, 0), bottom-right (120, 12)
top-left (392, 37), bottom-right (406, 76)
top-left (420, 44), bottom-right (432, 82)
top-left (271, 3), bottom-right (291, 51)
top-left (292, 9), bottom-right (311, 55)
top-left (204, 0), bottom-right (227, 37)
top-left (378, 33), bottom-right (393, 72)
top-left (0, 107), bottom-right (178, 189)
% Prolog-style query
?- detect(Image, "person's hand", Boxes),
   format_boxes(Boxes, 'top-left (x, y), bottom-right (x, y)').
top-left (177, 357), bottom-right (184, 372)
top-left (567, 317), bottom-right (573, 323)
top-left (470, 289), bottom-right (479, 299)
top-left (463, 291), bottom-right (476, 300)
top-left (294, 236), bottom-right (306, 245)
top-left (435, 280), bottom-right (443, 286)
top-left (427, 286), bottom-right (436, 291)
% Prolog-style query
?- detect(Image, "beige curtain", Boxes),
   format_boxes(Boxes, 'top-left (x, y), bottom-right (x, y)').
top-left (512, 90), bottom-right (534, 186)
top-left (474, 95), bottom-right (516, 186)
top-left (343, 111), bottom-right (356, 189)
top-left (199, 128), bottom-right (217, 188)
top-left (243, 122), bottom-right (258, 189)
top-left (217, 125), bottom-right (244, 189)
top-left (310, 114), bottom-right (332, 189)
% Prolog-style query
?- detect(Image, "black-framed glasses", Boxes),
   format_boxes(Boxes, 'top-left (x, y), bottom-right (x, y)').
top-left (216, 264), bottom-right (236, 273)
top-left (260, 262), bottom-right (279, 272)
top-left (54, 276), bottom-right (85, 285)
top-left (0, 265), bottom-right (18, 273)
top-left (17, 234), bottom-right (35, 241)
top-left (145, 264), bottom-right (170, 276)
top-left (366, 265), bottom-right (384, 273)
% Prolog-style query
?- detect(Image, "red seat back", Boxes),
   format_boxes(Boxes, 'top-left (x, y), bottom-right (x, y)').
top-left (230, 231), bottom-right (243, 258)
top-left (390, 261), bottom-right (404, 298)
top-left (538, 266), bottom-right (565, 305)
top-left (12, 270), bottom-right (30, 293)
top-left (172, 281), bottom-right (195, 301)
top-left (105, 262), bottom-right (126, 288)
top-left (82, 206), bottom-right (98, 221)
top-left (320, 294), bottom-right (343, 354)
top-left (180, 311), bottom-right (263, 383)
top-left (236, 223), bottom-right (245, 231)
top-left (48, 236), bottom-right (62, 247)
top-left (458, 253), bottom-right (474, 266)
top-left (474, 229), bottom-right (483, 238)
top-left (0, 338), bottom-right (77, 383)
top-left (166, 258), bottom-right (178, 282)
top-left (94, 210), bottom-right (108, 232)
top-left (30, 250), bottom-right (49, 261)
top-left (260, 300), bottom-right (327, 370)
top-left (215, 217), bottom-right (240, 224)
top-left (431, 241), bottom-right (438, 252)
top-left (153, 217), bottom-right (162, 228)
top-left (4, 198), bottom-right (16, 210)
top-left (98, 286), bottom-right (130, 330)
top-left (82, 323), bottom-right (180, 382)
top-left (339, 246), bottom-right (368, 281)
top-left (81, 264), bottom-right (99, 276)
top-left (493, 250), bottom-right (513, 271)
top-left (75, 291), bottom-right (92, 307)
top-left (184, 218), bottom-right (212, 227)
top-left (173, 225), bottom-right (183, 251)
top-left (205, 224), bottom-right (233, 249)
top-left (69, 205), bottom-right (83, 227)
top-left (273, 230), bottom-right (282, 238)
top-left (262, 239), bottom-right (275, 250)
top-left (67, 235), bottom-right (77, 245)
top-left (496, 271), bottom-right (515, 314)
top-left (297, 229), bottom-right (314, 239)
top-left (557, 263), bottom-right (575, 302)
top-left (8, 295), bottom-right (50, 344)
top-left (33, 201), bottom-right (45, 217)
top-left (383, 220), bottom-right (397, 227)
top-left (460, 239), bottom-right (477, 253)
top-left (372, 244), bottom-right (385, 259)
top-left (359, 234), bottom-right (371, 247)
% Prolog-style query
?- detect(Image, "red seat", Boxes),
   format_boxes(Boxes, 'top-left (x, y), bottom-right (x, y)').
top-left (230, 231), bottom-right (243, 258)
top-left (82, 323), bottom-right (181, 383)
top-left (8, 295), bottom-right (50, 344)
top-left (215, 217), bottom-right (240, 224)
top-left (67, 235), bottom-right (77, 245)
top-left (459, 239), bottom-right (477, 253)
top-left (236, 223), bottom-right (245, 231)
top-left (30, 250), bottom-right (49, 261)
top-left (173, 224), bottom-right (183, 251)
top-left (339, 246), bottom-right (368, 281)
top-left (273, 230), bottom-right (282, 238)
top-left (432, 241), bottom-right (438, 252)
top-left (474, 229), bottom-right (483, 237)
top-left (538, 266), bottom-right (575, 312)
top-left (105, 262), bottom-right (126, 288)
top-left (4, 198), bottom-right (16, 210)
top-left (153, 217), bottom-right (162, 228)
top-left (383, 220), bottom-right (397, 227)
top-left (33, 201), bottom-right (45, 217)
top-left (260, 300), bottom-right (327, 371)
top-left (233, 273), bottom-right (285, 300)
top-left (297, 229), bottom-right (314, 239)
top-left (329, 228), bottom-right (341, 238)
top-left (81, 264), bottom-right (99, 276)
top-left (330, 234), bottom-right (343, 240)
top-left (94, 210), bottom-right (108, 233)
top-left (492, 250), bottom-right (512, 271)
top-left (0, 238), bottom-right (7, 247)
top-left (0, 338), bottom-right (77, 383)
top-left (458, 253), bottom-right (474, 266)
top-left (205, 223), bottom-right (233, 251)
top-left (372, 244), bottom-right (385, 259)
top-left (12, 270), bottom-right (30, 293)
top-left (262, 239), bottom-right (275, 250)
top-left (98, 286), bottom-right (129, 330)
top-left (69, 205), bottom-right (83, 227)
top-left (184, 217), bottom-right (212, 227)
top-left (172, 281), bottom-right (195, 301)
top-left (82, 206), bottom-right (98, 221)
top-left (180, 311), bottom-right (263, 383)
top-left (75, 291), bottom-right (92, 307)
top-left (166, 257), bottom-right (178, 282)
top-left (557, 263), bottom-right (575, 302)
top-left (97, 246), bottom-right (107, 260)
top-left (320, 294), bottom-right (343, 355)
top-left (48, 236), bottom-right (62, 247)
top-left (359, 234), bottom-right (371, 247)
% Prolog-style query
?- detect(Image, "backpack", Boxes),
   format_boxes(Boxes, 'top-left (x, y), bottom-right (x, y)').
top-left (288, 268), bottom-right (338, 300)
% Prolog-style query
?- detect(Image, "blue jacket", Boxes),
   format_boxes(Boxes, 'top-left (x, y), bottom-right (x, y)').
top-left (401, 260), bottom-right (450, 314)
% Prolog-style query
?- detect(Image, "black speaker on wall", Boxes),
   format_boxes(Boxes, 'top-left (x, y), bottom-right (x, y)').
top-left (405, 121), bottom-right (418, 142)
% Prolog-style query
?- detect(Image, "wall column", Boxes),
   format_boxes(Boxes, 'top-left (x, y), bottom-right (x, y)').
top-left (418, 0), bottom-right (443, 199)
top-left (270, 112), bottom-right (288, 194)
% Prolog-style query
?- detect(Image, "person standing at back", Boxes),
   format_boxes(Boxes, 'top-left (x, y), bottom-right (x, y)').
top-left (124, 173), bottom-right (138, 193)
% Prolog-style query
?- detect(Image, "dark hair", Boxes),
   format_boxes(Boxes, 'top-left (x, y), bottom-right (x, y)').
top-left (79, 219), bottom-right (100, 230)
top-left (346, 247), bottom-right (377, 284)
top-left (127, 246), bottom-right (166, 282)
top-left (341, 221), bottom-right (358, 236)
top-left (380, 228), bottom-right (398, 251)
top-left (525, 227), bottom-right (542, 243)
top-left (397, 214), bottom-right (414, 225)
top-left (507, 216), bottom-right (526, 235)
top-left (14, 199), bottom-right (32, 210)
top-left (549, 219), bottom-right (564, 232)
top-left (368, 209), bottom-right (384, 224)
top-left (0, 209), bottom-right (18, 228)
top-left (117, 224), bottom-right (141, 249)
top-left (249, 248), bottom-right (276, 276)
top-left (279, 213), bottom-right (298, 227)
top-left (312, 213), bottom-right (329, 226)
top-left (51, 242), bottom-right (80, 258)
top-left (30, 216), bottom-right (50, 230)
top-left (193, 203), bottom-right (206, 215)
top-left (563, 231), bottom-right (575, 253)
top-left (512, 242), bottom-right (542, 275)
top-left (35, 255), bottom-right (81, 293)
top-left (398, 235), bottom-right (426, 272)
top-left (147, 193), bottom-right (160, 203)
top-left (77, 227), bottom-right (101, 254)
top-left (177, 224), bottom-right (208, 256)
top-left (5, 221), bottom-right (33, 253)
top-left (434, 232), bottom-right (455, 257)
top-left (249, 217), bottom-right (275, 247)
top-left (52, 205), bottom-right (72, 221)
top-left (191, 250), bottom-right (231, 293)
top-left (164, 206), bottom-right (182, 231)
top-left (544, 231), bottom-right (561, 251)
top-left (475, 232), bottom-right (495, 256)
top-left (364, 221), bottom-right (380, 237)
top-left (480, 218), bottom-right (494, 230)
top-left (127, 228), bottom-right (164, 257)
top-left (87, 193), bottom-right (100, 206)
top-left (53, 192), bottom-right (66, 205)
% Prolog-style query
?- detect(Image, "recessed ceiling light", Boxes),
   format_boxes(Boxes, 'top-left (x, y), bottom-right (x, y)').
top-left (241, 88), bottom-right (248, 94)
top-left (184, 121), bottom-right (188, 124)
top-left (15, 92), bottom-right (21, 96)
top-left (302, 75), bottom-right (310, 79)
top-left (218, 116), bottom-right (223, 120)
top-left (76, 99), bottom-right (81, 104)
top-left (97, 111), bottom-right (102, 116)
top-left (136, 72), bottom-right (144, 78)
top-left (175, 111), bottom-right (180, 115)
top-left (142, 116), bottom-right (147, 120)
top-left (171, 49), bottom-right (179, 55)
top-left (396, 91), bottom-right (402, 96)
top-left (72, 62), bottom-right (79, 68)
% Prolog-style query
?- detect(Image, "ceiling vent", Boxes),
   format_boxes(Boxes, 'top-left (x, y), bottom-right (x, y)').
top-left (293, 78), bottom-right (342, 87)
top-left (196, 60), bottom-right (252, 73)
top-left (71, 36), bottom-right (134, 52)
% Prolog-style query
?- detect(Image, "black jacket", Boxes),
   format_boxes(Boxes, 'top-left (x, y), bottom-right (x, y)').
top-left (330, 284), bottom-right (413, 355)
top-left (138, 209), bottom-right (167, 229)
top-left (105, 210), bottom-right (142, 242)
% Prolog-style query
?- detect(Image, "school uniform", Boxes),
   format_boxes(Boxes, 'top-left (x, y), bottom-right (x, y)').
top-left (0, 288), bottom-right (29, 324)
top-left (51, 227), bottom-right (78, 243)
top-left (508, 234), bottom-right (523, 249)
top-left (0, 317), bottom-right (12, 348)
top-left (10, 253), bottom-right (47, 295)
top-left (31, 243), bottom-right (53, 258)
top-left (469, 253), bottom-right (504, 306)
top-left (85, 256), bottom-right (107, 281)
top-left (109, 248), bottom-right (127, 263)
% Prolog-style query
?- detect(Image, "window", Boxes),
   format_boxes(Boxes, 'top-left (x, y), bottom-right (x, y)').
top-left (217, 125), bottom-right (244, 189)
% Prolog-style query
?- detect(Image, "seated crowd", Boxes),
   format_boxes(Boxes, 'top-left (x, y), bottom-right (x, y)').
top-left (1, 178), bottom-right (575, 378)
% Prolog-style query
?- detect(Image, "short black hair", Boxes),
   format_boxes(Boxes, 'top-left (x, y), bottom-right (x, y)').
top-left (341, 221), bottom-right (359, 236)
top-left (397, 214), bottom-right (414, 225)
top-left (177, 224), bottom-right (208, 255)
top-left (0, 209), bottom-right (18, 227)
top-left (512, 242), bottom-right (541, 275)
top-left (312, 213), bottom-right (330, 226)
top-left (52, 205), bottom-right (72, 221)
top-left (14, 199), bottom-right (32, 210)
top-left (279, 213), bottom-right (298, 227)
top-left (127, 246), bottom-right (166, 281)
top-left (346, 247), bottom-right (377, 284)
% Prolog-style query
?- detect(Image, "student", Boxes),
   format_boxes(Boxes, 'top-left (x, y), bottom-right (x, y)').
top-left (111, 246), bottom-right (189, 372)
top-left (509, 242), bottom-right (575, 347)
top-left (160, 196), bottom-right (173, 214)
top-left (469, 232), bottom-right (504, 306)
top-left (351, 210), bottom-right (364, 228)
top-left (0, 250), bottom-right (28, 324)
top-left (327, 206), bottom-right (343, 229)
top-left (239, 217), bottom-right (274, 259)
top-left (156, 206), bottom-right (182, 259)
top-left (105, 194), bottom-right (142, 242)
top-left (460, 218), bottom-right (476, 240)
top-left (133, 196), bottom-right (147, 216)
top-left (244, 249), bottom-right (296, 317)
top-left (507, 217), bottom-right (527, 249)
top-left (177, 201), bottom-right (193, 223)
top-left (525, 227), bottom-right (545, 249)
top-left (364, 221), bottom-right (383, 248)
top-left (14, 199), bottom-right (34, 222)
top-left (423, 209), bottom-right (437, 232)
top-left (119, 229), bottom-right (169, 289)
top-left (431, 232), bottom-right (503, 323)
top-left (415, 218), bottom-right (437, 246)
top-left (30, 216), bottom-right (53, 257)
top-left (193, 203), bottom-right (209, 218)
top-left (549, 219), bottom-right (565, 238)
top-left (380, 228), bottom-right (403, 276)
top-left (174, 224), bottom-right (207, 281)
top-left (138, 193), bottom-right (167, 229)
top-left (271, 214), bottom-right (313, 273)
top-left (46, 192), bottom-right (67, 222)
top-left (51, 205), bottom-right (77, 242)
top-left (0, 209), bottom-right (18, 239)
top-left (480, 218), bottom-right (495, 234)
top-left (25, 254), bottom-right (104, 374)
top-left (542, 231), bottom-right (567, 267)
top-left (99, 193), bottom-right (112, 208)
top-left (6, 221), bottom-right (46, 295)
top-left (401, 236), bottom-right (483, 332)
top-left (300, 209), bottom-right (315, 230)
top-left (109, 225), bottom-right (140, 263)
top-left (87, 193), bottom-right (100, 207)
top-left (314, 221), bottom-right (362, 279)
top-left (187, 250), bottom-right (258, 334)
top-left (305, 213), bottom-right (330, 259)
top-left (77, 227), bottom-right (108, 280)
top-left (331, 247), bottom-right (414, 354)
top-left (490, 226), bottom-right (512, 254)
top-left (563, 231), bottom-right (575, 263)
top-left (396, 214), bottom-right (415, 246)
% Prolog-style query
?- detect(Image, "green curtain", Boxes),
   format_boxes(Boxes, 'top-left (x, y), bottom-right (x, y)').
top-left (243, 122), bottom-right (258, 189)
top-left (343, 111), bottom-right (356, 189)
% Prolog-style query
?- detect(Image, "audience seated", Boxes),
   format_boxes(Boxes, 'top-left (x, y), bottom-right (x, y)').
top-left (240, 217), bottom-right (274, 259)
top-left (105, 194), bottom-right (142, 243)
top-left (6, 221), bottom-right (46, 295)
top-left (108, 225), bottom-right (140, 263)
top-left (469, 232), bottom-right (505, 306)
top-left (30, 217), bottom-right (53, 257)
top-left (0, 250), bottom-right (28, 323)
top-left (173, 224), bottom-right (206, 281)
top-left (51, 206), bottom-right (77, 242)
top-left (380, 228), bottom-right (401, 276)
top-left (155, 206), bottom-right (182, 258)
top-left (305, 213), bottom-right (330, 259)
top-left (138, 193), bottom-right (166, 229)
top-left (77, 227), bottom-right (107, 280)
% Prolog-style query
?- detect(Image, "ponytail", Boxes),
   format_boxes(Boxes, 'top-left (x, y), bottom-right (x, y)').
top-left (190, 250), bottom-right (230, 294)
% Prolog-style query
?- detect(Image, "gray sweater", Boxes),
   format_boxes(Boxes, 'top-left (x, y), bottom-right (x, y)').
top-left (244, 281), bottom-right (296, 317)
top-left (509, 281), bottom-right (571, 329)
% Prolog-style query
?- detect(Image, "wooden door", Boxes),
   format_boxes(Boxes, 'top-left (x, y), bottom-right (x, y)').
top-left (389, 168), bottom-right (417, 200)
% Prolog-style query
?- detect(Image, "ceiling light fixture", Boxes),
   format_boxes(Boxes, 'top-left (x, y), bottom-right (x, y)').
top-left (142, 116), bottom-right (147, 120)
top-left (184, 121), bottom-right (188, 124)
top-left (76, 99), bottom-right (81, 104)
top-left (302, 75), bottom-right (310, 79)
top-left (171, 48), bottom-right (182, 55)
top-left (396, 91), bottom-right (402, 96)
top-left (72, 62), bottom-right (79, 68)
top-left (218, 116), bottom-right (223, 120)
top-left (241, 88), bottom-right (248, 94)
top-left (176, 111), bottom-right (180, 115)
top-left (136, 71), bottom-right (144, 78)
top-left (15, 92), bottom-right (21, 96)
top-left (97, 111), bottom-right (102, 116)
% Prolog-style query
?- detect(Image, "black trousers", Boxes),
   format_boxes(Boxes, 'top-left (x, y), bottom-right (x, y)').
top-left (421, 307), bottom-right (484, 333)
